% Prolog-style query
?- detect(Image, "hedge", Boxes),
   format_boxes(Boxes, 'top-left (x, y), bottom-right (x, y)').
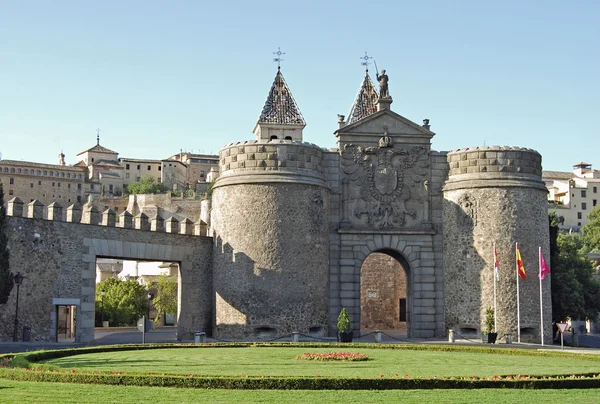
top-left (1, 342), bottom-right (600, 390)
top-left (1, 367), bottom-right (600, 389)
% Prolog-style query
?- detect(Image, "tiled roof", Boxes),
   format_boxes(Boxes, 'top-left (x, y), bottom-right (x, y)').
top-left (347, 73), bottom-right (379, 124)
top-left (99, 171), bottom-right (121, 178)
top-left (257, 69), bottom-right (305, 126)
top-left (93, 160), bottom-right (123, 168)
top-left (77, 144), bottom-right (118, 155)
top-left (542, 171), bottom-right (574, 180)
top-left (0, 159), bottom-right (86, 171)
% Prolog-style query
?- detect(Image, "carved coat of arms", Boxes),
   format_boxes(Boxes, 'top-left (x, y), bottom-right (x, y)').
top-left (341, 137), bottom-right (429, 229)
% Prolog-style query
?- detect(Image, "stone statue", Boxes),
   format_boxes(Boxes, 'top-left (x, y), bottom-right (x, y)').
top-left (376, 69), bottom-right (389, 98)
top-left (378, 128), bottom-right (393, 148)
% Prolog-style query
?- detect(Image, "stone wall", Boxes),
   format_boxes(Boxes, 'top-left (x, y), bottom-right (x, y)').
top-left (443, 146), bottom-right (550, 342)
top-left (0, 214), bottom-right (212, 342)
top-left (360, 252), bottom-right (407, 330)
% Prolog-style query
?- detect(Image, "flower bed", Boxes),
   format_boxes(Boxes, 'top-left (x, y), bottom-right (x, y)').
top-left (295, 352), bottom-right (368, 361)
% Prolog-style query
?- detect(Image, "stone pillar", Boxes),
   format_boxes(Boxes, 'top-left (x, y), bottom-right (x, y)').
top-left (27, 200), bottom-right (44, 219)
top-left (66, 204), bottom-right (82, 223)
top-left (118, 210), bottom-right (133, 229)
top-left (82, 204), bottom-right (100, 225)
top-left (180, 218), bottom-right (194, 235)
top-left (442, 146), bottom-right (550, 343)
top-left (135, 213), bottom-right (150, 231)
top-left (165, 216), bottom-right (179, 234)
top-left (46, 202), bottom-right (63, 221)
top-left (101, 209), bottom-right (117, 227)
top-left (7, 197), bottom-right (24, 217)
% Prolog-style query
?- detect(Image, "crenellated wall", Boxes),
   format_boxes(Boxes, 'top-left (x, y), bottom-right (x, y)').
top-left (1, 199), bottom-right (213, 342)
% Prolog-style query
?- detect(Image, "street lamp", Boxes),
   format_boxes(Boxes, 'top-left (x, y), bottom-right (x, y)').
top-left (100, 289), bottom-right (105, 327)
top-left (12, 272), bottom-right (25, 342)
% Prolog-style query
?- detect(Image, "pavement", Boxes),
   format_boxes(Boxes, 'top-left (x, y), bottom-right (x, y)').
top-left (2, 328), bottom-right (600, 355)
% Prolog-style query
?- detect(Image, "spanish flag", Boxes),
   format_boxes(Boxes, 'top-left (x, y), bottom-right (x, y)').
top-left (516, 243), bottom-right (526, 280)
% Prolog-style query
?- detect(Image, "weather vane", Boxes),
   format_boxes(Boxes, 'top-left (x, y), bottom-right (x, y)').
top-left (360, 51), bottom-right (373, 72)
top-left (96, 128), bottom-right (101, 145)
top-left (273, 47), bottom-right (285, 69)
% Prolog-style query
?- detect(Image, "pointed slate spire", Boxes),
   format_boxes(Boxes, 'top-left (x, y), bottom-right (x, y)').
top-left (254, 68), bottom-right (306, 142)
top-left (347, 73), bottom-right (379, 124)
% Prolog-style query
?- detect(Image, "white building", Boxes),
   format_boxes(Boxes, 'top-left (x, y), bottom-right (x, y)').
top-left (545, 162), bottom-right (600, 231)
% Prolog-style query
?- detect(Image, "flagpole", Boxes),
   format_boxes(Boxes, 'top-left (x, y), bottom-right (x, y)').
top-left (493, 242), bottom-right (497, 332)
top-left (516, 242), bottom-right (521, 343)
top-left (539, 246), bottom-right (544, 346)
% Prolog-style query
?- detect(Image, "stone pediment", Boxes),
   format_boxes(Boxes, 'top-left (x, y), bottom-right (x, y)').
top-left (335, 109), bottom-right (434, 140)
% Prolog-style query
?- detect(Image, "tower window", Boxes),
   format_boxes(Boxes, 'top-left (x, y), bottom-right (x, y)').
top-left (581, 190), bottom-right (587, 197)
top-left (582, 202), bottom-right (587, 210)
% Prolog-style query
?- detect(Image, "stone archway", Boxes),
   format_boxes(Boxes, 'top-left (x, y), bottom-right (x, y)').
top-left (360, 249), bottom-right (410, 337)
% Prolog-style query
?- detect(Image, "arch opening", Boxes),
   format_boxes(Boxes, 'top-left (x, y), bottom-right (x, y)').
top-left (360, 249), bottom-right (410, 338)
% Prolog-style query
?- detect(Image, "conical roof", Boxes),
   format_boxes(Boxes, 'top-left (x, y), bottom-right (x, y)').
top-left (257, 69), bottom-right (306, 126)
top-left (347, 73), bottom-right (379, 124)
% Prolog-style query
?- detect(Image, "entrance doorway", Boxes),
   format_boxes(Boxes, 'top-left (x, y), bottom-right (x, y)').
top-left (56, 305), bottom-right (76, 342)
top-left (360, 251), bottom-right (409, 337)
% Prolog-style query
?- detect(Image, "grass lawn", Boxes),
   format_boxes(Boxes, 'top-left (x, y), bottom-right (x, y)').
top-left (1, 379), bottom-right (600, 403)
top-left (40, 346), bottom-right (600, 378)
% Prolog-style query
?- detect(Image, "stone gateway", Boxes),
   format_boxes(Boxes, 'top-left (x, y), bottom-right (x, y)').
top-left (0, 67), bottom-right (550, 343)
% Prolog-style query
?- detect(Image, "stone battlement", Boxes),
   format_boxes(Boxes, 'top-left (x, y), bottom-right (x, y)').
top-left (5, 198), bottom-right (205, 236)
top-left (219, 140), bottom-right (326, 176)
top-left (446, 146), bottom-right (542, 177)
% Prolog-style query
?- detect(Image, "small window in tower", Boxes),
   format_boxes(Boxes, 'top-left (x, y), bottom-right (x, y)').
top-left (158, 166), bottom-right (161, 171)
top-left (9, 178), bottom-right (14, 184)
top-left (30, 183), bottom-right (33, 188)
top-left (8, 190), bottom-right (13, 195)
top-left (92, 158), bottom-right (94, 162)
top-left (38, 181), bottom-right (41, 185)
top-left (594, 200), bottom-right (597, 206)
top-left (578, 212), bottom-right (582, 219)
top-left (581, 190), bottom-right (587, 197)
top-left (582, 202), bottom-right (587, 210)
top-left (594, 186), bottom-right (598, 193)
top-left (147, 165), bottom-right (151, 170)
top-left (137, 165), bottom-right (141, 170)
top-left (126, 164), bottom-right (130, 169)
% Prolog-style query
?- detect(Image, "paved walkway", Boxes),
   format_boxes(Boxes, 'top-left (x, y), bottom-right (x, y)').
top-left (2, 329), bottom-right (600, 355)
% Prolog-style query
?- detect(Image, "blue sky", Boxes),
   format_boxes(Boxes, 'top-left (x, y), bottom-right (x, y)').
top-left (1, 1), bottom-right (598, 171)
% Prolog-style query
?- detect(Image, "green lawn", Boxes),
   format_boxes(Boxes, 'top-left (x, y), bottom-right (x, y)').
top-left (41, 346), bottom-right (600, 378)
top-left (1, 379), bottom-right (600, 403)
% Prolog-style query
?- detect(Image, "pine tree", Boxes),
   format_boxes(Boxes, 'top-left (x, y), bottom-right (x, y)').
top-left (0, 184), bottom-right (13, 304)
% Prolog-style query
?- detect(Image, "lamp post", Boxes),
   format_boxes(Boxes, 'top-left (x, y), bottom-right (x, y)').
top-left (12, 272), bottom-right (24, 342)
top-left (100, 289), bottom-right (105, 327)
top-left (147, 292), bottom-right (153, 322)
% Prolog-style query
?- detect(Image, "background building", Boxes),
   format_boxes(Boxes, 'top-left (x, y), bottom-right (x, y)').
top-left (544, 162), bottom-right (600, 231)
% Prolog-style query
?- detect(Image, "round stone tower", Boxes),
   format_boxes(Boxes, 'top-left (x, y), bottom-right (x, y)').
top-left (211, 140), bottom-right (329, 338)
top-left (442, 146), bottom-right (551, 343)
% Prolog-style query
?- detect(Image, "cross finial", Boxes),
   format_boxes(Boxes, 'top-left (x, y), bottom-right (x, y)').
top-left (273, 47), bottom-right (285, 69)
top-left (96, 128), bottom-right (101, 145)
top-left (360, 51), bottom-right (373, 72)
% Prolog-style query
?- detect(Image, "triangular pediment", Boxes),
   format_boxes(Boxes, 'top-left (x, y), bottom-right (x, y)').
top-left (335, 109), bottom-right (434, 139)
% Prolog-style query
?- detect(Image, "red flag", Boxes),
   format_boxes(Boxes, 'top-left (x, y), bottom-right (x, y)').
top-left (539, 252), bottom-right (551, 280)
top-left (493, 246), bottom-right (500, 280)
top-left (516, 244), bottom-right (526, 280)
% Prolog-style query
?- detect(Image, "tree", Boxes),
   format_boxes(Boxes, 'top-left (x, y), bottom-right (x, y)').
top-left (126, 176), bottom-right (169, 195)
top-left (582, 205), bottom-right (600, 252)
top-left (0, 184), bottom-right (14, 304)
top-left (95, 277), bottom-right (149, 326)
top-left (150, 274), bottom-right (178, 325)
top-left (550, 213), bottom-right (600, 321)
